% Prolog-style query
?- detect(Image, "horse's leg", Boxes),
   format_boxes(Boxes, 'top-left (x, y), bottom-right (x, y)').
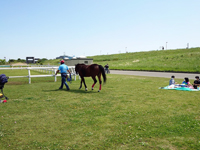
top-left (91, 76), bottom-right (97, 90)
top-left (79, 78), bottom-right (83, 89)
top-left (97, 74), bottom-right (102, 92)
top-left (81, 77), bottom-right (87, 91)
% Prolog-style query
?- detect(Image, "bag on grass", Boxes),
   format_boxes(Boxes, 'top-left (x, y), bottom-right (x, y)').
top-left (0, 74), bottom-right (8, 84)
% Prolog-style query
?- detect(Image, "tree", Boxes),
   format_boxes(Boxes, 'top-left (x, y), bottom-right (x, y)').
top-left (8, 59), bottom-right (15, 63)
top-left (36, 58), bottom-right (48, 65)
top-left (0, 59), bottom-right (6, 65)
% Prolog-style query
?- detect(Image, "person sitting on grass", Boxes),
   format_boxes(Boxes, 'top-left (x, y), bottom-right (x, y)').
top-left (193, 76), bottom-right (200, 89)
top-left (182, 77), bottom-right (193, 89)
top-left (169, 75), bottom-right (176, 85)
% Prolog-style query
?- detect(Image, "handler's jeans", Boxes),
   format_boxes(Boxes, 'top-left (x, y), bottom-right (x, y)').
top-left (105, 68), bottom-right (109, 74)
top-left (60, 73), bottom-right (69, 90)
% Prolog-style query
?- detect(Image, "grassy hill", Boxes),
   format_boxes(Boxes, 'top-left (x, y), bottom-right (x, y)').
top-left (41, 59), bottom-right (60, 66)
top-left (42, 47), bottom-right (200, 73)
top-left (88, 47), bottom-right (200, 73)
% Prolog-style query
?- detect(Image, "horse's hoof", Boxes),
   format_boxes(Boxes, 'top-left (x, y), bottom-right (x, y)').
top-left (98, 90), bottom-right (100, 92)
top-left (85, 88), bottom-right (88, 91)
top-left (92, 87), bottom-right (94, 90)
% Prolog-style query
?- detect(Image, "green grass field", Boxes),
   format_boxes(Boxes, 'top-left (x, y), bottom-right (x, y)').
top-left (0, 69), bottom-right (200, 149)
top-left (39, 47), bottom-right (200, 73)
top-left (12, 47), bottom-right (199, 73)
top-left (90, 48), bottom-right (200, 73)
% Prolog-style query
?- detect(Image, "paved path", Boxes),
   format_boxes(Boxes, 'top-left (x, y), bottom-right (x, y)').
top-left (110, 70), bottom-right (200, 79)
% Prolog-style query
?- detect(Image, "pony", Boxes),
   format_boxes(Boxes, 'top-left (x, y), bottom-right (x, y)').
top-left (75, 64), bottom-right (106, 92)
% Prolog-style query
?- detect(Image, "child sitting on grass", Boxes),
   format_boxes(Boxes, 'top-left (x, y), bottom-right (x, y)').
top-left (169, 75), bottom-right (176, 85)
top-left (182, 77), bottom-right (193, 89)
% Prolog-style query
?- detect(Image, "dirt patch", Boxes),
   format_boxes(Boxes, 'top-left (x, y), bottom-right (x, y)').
top-left (132, 60), bottom-right (139, 63)
top-left (11, 63), bottom-right (28, 66)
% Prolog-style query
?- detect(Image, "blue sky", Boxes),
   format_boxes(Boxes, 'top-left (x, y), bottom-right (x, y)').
top-left (1, 0), bottom-right (200, 60)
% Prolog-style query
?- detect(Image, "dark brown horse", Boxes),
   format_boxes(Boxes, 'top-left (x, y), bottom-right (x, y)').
top-left (75, 64), bottom-right (106, 92)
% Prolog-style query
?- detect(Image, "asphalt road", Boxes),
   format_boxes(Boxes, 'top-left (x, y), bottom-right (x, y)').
top-left (110, 70), bottom-right (200, 79)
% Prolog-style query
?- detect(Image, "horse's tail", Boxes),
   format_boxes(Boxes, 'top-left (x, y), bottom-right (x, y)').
top-left (99, 65), bottom-right (106, 83)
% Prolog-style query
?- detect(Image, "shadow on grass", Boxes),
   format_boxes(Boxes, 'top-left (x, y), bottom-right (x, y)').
top-left (43, 88), bottom-right (100, 94)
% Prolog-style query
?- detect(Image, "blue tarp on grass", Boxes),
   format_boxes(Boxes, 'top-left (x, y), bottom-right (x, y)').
top-left (159, 85), bottom-right (200, 91)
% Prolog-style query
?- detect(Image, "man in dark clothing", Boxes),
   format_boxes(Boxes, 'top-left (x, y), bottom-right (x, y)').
top-left (193, 76), bottom-right (200, 89)
top-left (104, 64), bottom-right (109, 74)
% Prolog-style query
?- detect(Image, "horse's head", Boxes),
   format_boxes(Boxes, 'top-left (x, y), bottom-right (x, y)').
top-left (75, 63), bottom-right (86, 74)
top-left (75, 64), bottom-right (80, 74)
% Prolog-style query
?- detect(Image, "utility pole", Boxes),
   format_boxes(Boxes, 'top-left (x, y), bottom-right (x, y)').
top-left (187, 43), bottom-right (189, 49)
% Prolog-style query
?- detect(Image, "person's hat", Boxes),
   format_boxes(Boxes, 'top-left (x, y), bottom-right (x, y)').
top-left (195, 76), bottom-right (199, 79)
top-left (60, 60), bottom-right (65, 64)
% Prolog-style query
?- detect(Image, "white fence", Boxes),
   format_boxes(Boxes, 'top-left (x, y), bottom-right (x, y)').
top-left (0, 66), bottom-right (77, 84)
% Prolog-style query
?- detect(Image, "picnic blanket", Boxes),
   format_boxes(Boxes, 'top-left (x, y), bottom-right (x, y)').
top-left (159, 84), bottom-right (200, 91)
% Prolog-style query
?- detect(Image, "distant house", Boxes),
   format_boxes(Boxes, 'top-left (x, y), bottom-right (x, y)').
top-left (56, 55), bottom-right (73, 60)
top-left (64, 57), bottom-right (93, 66)
top-left (56, 55), bottom-right (93, 66)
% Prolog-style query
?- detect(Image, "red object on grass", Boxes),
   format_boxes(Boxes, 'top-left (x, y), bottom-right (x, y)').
top-left (3, 100), bottom-right (7, 103)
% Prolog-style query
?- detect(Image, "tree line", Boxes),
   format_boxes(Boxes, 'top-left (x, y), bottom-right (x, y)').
top-left (0, 58), bottom-right (48, 65)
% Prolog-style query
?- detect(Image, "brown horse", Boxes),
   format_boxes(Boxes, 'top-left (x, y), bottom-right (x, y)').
top-left (75, 64), bottom-right (106, 92)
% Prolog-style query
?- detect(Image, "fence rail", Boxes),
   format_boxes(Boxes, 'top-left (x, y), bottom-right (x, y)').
top-left (0, 66), bottom-right (77, 84)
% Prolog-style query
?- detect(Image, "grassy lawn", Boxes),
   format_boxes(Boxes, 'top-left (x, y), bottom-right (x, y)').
top-left (88, 48), bottom-right (200, 73)
top-left (0, 70), bottom-right (200, 149)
